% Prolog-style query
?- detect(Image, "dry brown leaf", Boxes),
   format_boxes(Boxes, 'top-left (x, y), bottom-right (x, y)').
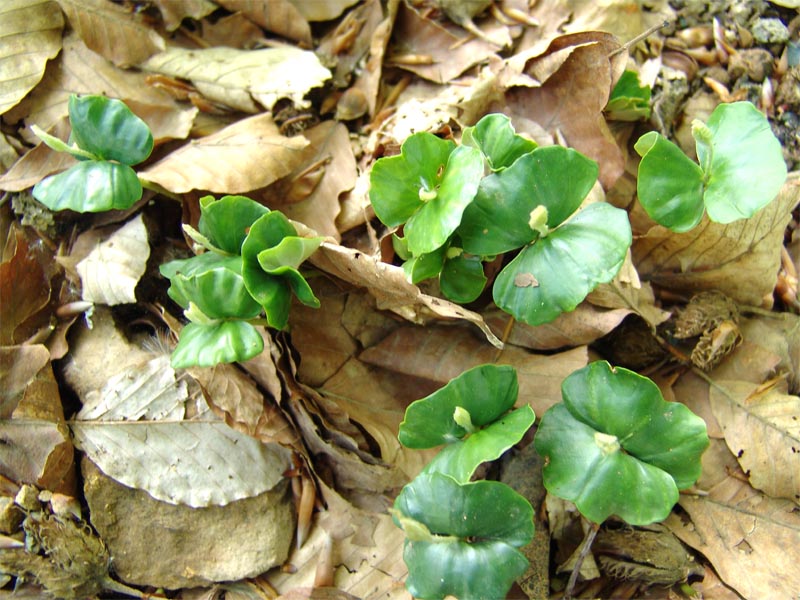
top-left (0, 131), bottom-right (19, 173)
top-left (150, 0), bottom-right (216, 32)
top-left (288, 0), bottom-right (362, 22)
top-left (483, 304), bottom-right (632, 351)
top-left (359, 326), bottom-right (588, 417)
top-left (587, 279), bottom-right (671, 329)
top-left (666, 446), bottom-right (800, 599)
top-left (139, 113), bottom-right (309, 194)
top-left (217, 0), bottom-right (311, 45)
top-left (0, 345), bottom-right (62, 422)
top-left (263, 121), bottom-right (356, 241)
top-left (139, 46), bottom-right (330, 113)
top-left (0, 420), bottom-right (75, 495)
top-left (0, 0), bottom-right (63, 115)
top-left (4, 32), bottom-right (176, 139)
top-left (199, 12), bottom-right (266, 49)
top-left (710, 380), bottom-right (800, 504)
top-left (502, 33), bottom-right (626, 189)
top-left (55, 0), bottom-right (165, 67)
top-left (308, 242), bottom-right (502, 348)
top-left (0, 118), bottom-right (77, 191)
top-left (633, 173), bottom-right (799, 306)
top-left (122, 99), bottom-right (197, 144)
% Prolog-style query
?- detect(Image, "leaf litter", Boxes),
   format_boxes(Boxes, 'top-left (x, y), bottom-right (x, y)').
top-left (0, 0), bottom-right (798, 599)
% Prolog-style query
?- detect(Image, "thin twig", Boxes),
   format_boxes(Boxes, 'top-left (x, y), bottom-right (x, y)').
top-left (564, 520), bottom-right (601, 600)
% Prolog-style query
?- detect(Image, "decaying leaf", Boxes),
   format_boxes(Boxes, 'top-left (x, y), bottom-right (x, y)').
top-left (76, 214), bottom-right (150, 306)
top-left (0, 0), bottom-right (63, 115)
top-left (0, 345), bottom-right (61, 421)
top-left (139, 46), bottom-right (330, 113)
top-left (217, 0), bottom-right (311, 45)
top-left (71, 420), bottom-right (292, 507)
top-left (0, 420), bottom-right (75, 495)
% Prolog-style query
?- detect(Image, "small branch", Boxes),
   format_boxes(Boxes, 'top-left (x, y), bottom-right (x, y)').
top-left (563, 520), bottom-right (601, 600)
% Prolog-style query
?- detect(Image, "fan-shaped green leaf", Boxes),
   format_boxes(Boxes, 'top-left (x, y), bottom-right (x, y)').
top-left (170, 321), bottom-right (264, 368)
top-left (33, 161), bottom-right (142, 212)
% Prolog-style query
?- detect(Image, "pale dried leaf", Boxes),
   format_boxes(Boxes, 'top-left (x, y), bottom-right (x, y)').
top-left (200, 12), bottom-right (266, 49)
top-left (123, 99), bottom-right (198, 144)
top-left (0, 131), bottom-right (20, 173)
top-left (76, 355), bottom-right (187, 422)
top-left (288, 0), bottom-right (361, 21)
top-left (0, 0), bottom-right (63, 115)
top-left (139, 46), bottom-right (330, 113)
top-left (71, 420), bottom-right (292, 507)
top-left (633, 173), bottom-right (799, 305)
top-left (360, 326), bottom-right (588, 416)
top-left (0, 134), bottom-right (77, 192)
top-left (308, 242), bottom-right (502, 348)
top-left (56, 0), bottom-right (165, 66)
top-left (0, 344), bottom-right (51, 418)
top-left (150, 0), bottom-right (216, 31)
top-left (0, 420), bottom-right (74, 494)
top-left (263, 121), bottom-right (356, 241)
top-left (710, 380), bottom-right (800, 504)
top-left (587, 280), bottom-right (671, 329)
top-left (76, 214), bottom-right (150, 306)
top-left (217, 0), bottom-right (311, 44)
top-left (4, 32), bottom-right (176, 138)
top-left (139, 113), bottom-right (309, 194)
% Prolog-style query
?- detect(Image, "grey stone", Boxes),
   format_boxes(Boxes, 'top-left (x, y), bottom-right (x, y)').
top-left (751, 18), bottom-right (789, 45)
top-left (82, 458), bottom-right (294, 589)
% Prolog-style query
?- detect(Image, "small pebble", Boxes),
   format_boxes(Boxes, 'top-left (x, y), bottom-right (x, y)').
top-left (728, 48), bottom-right (773, 81)
top-left (751, 18), bottom-right (789, 45)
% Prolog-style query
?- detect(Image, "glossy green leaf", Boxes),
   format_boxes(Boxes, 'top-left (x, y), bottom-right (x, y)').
top-left (403, 145), bottom-right (484, 256)
top-left (402, 245), bottom-right (447, 284)
top-left (32, 161), bottom-right (142, 212)
top-left (395, 473), bottom-right (532, 600)
top-left (369, 133), bottom-right (455, 227)
top-left (606, 70), bottom-right (651, 121)
top-left (493, 202), bottom-right (631, 325)
top-left (534, 361), bottom-right (709, 525)
top-left (198, 195), bottom-right (270, 255)
top-left (462, 113), bottom-right (537, 170)
top-left (399, 364), bottom-right (518, 448)
top-left (160, 253), bottom-right (262, 320)
top-left (423, 406), bottom-right (535, 483)
top-left (68, 95), bottom-right (153, 165)
top-left (699, 101), bottom-right (787, 223)
top-left (170, 321), bottom-right (264, 368)
top-left (459, 147), bottom-right (598, 256)
top-left (439, 253), bottom-right (486, 303)
top-left (634, 131), bottom-right (705, 232)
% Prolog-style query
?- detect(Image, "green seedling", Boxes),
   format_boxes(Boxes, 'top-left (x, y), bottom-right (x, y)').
top-left (32, 94), bottom-right (153, 212)
top-left (635, 101), bottom-right (787, 232)
top-left (534, 360), bottom-right (709, 525)
top-left (605, 70), bottom-right (651, 121)
top-left (160, 195), bottom-right (322, 368)
top-left (393, 364), bottom-right (535, 599)
top-left (369, 113), bottom-right (633, 323)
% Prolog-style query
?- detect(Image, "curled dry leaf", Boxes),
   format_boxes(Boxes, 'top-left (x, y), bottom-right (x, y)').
top-left (0, 345), bottom-right (62, 421)
top-left (139, 112), bottom-right (309, 194)
top-left (217, 0), bottom-right (311, 45)
top-left (55, 0), bottom-right (165, 67)
top-left (0, 0), bottom-right (63, 115)
top-left (149, 0), bottom-right (216, 32)
top-left (76, 214), bottom-right (150, 306)
top-left (139, 46), bottom-right (330, 113)
top-left (0, 420), bottom-right (75, 495)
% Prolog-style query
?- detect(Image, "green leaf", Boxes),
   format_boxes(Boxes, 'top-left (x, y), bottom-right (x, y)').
top-left (198, 195), bottom-right (270, 255)
top-left (171, 321), bottom-right (264, 368)
top-left (394, 473), bottom-right (532, 600)
top-left (399, 364), bottom-right (519, 448)
top-left (403, 145), bottom-right (484, 256)
top-left (534, 361), bottom-right (709, 525)
top-left (462, 113), bottom-right (537, 170)
top-left (459, 147), bottom-right (598, 256)
top-left (606, 70), bottom-right (651, 121)
top-left (699, 101), bottom-right (787, 223)
top-left (160, 253), bottom-right (262, 320)
top-left (493, 202), bottom-right (631, 325)
top-left (402, 245), bottom-right (447, 284)
top-left (369, 133), bottom-right (455, 227)
top-left (634, 131), bottom-right (705, 232)
top-left (68, 95), bottom-right (153, 165)
top-left (439, 253), bottom-right (486, 303)
top-left (423, 406), bottom-right (535, 483)
top-left (31, 125), bottom-right (98, 161)
top-left (32, 161), bottom-right (142, 212)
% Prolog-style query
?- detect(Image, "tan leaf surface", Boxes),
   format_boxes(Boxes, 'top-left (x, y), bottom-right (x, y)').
top-left (0, 420), bottom-right (75, 494)
top-left (0, 118), bottom-right (76, 191)
top-left (0, 131), bottom-right (19, 173)
top-left (0, 345), bottom-right (60, 421)
top-left (263, 121), bottom-right (356, 240)
top-left (502, 33), bottom-right (626, 189)
top-left (4, 32), bottom-right (176, 137)
top-left (587, 279), bottom-right (671, 328)
top-left (139, 46), bottom-right (330, 113)
top-left (483, 304), bottom-right (632, 351)
top-left (710, 380), bottom-right (800, 504)
top-left (288, 0), bottom-right (362, 22)
top-left (0, 0), bottom-right (63, 115)
top-left (633, 172), bottom-right (799, 306)
top-left (308, 242), bottom-right (502, 348)
top-left (56, 0), bottom-right (165, 67)
top-left (76, 214), bottom-right (150, 306)
top-left (200, 12), bottom-right (266, 49)
top-left (359, 326), bottom-right (588, 416)
top-left (150, 0), bottom-right (216, 32)
top-left (217, 0), bottom-right (311, 44)
top-left (123, 99), bottom-right (197, 144)
top-left (666, 442), bottom-right (800, 599)
top-left (139, 113), bottom-right (309, 194)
